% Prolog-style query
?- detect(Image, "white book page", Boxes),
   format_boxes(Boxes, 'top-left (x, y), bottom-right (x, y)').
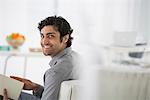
top-left (0, 74), bottom-right (24, 100)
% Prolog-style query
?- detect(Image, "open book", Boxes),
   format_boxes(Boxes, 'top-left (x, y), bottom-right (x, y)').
top-left (0, 74), bottom-right (24, 100)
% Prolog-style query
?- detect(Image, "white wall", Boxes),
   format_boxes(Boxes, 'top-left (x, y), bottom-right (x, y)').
top-left (147, 0), bottom-right (150, 44)
top-left (0, 0), bottom-right (28, 45)
top-left (0, 0), bottom-right (150, 49)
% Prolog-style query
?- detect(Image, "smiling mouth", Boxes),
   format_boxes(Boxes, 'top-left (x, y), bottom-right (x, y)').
top-left (44, 46), bottom-right (50, 48)
top-left (42, 45), bottom-right (53, 50)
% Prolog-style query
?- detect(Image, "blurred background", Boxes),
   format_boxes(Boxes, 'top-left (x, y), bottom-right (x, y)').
top-left (0, 0), bottom-right (150, 99)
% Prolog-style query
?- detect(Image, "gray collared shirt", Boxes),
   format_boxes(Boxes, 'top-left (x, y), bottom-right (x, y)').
top-left (33, 47), bottom-right (79, 100)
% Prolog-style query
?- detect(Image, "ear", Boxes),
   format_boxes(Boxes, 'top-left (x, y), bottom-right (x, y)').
top-left (62, 34), bottom-right (69, 43)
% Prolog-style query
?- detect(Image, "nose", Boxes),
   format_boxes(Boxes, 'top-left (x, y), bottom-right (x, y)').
top-left (42, 37), bottom-right (49, 45)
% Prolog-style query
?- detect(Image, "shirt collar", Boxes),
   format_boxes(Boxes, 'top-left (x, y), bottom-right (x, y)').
top-left (49, 47), bottom-right (72, 67)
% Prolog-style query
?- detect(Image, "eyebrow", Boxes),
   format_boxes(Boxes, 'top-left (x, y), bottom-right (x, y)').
top-left (40, 32), bottom-right (55, 36)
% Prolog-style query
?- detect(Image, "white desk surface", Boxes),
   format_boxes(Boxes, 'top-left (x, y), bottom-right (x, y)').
top-left (104, 45), bottom-right (150, 52)
top-left (0, 51), bottom-right (44, 57)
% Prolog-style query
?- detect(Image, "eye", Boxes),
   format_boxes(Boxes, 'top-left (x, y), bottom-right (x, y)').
top-left (40, 34), bottom-right (44, 38)
top-left (48, 34), bottom-right (55, 38)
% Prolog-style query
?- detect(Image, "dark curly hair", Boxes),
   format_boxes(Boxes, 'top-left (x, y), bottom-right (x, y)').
top-left (38, 15), bottom-right (73, 47)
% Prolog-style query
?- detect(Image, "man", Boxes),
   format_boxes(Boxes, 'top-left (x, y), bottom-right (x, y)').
top-left (3, 16), bottom-right (79, 100)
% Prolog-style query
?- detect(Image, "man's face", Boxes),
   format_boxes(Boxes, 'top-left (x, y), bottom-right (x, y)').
top-left (40, 25), bottom-right (67, 57)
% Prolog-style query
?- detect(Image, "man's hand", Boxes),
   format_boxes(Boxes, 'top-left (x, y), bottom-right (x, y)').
top-left (3, 89), bottom-right (8, 100)
top-left (10, 76), bottom-right (39, 91)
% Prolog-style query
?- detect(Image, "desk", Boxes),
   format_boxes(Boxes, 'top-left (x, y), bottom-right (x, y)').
top-left (105, 45), bottom-right (147, 52)
top-left (0, 51), bottom-right (45, 77)
top-left (103, 45), bottom-right (150, 66)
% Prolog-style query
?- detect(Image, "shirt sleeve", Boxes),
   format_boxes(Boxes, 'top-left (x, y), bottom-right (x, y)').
top-left (41, 60), bottom-right (72, 100)
top-left (33, 85), bottom-right (44, 99)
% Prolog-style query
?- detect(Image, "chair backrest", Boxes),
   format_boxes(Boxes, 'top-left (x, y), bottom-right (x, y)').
top-left (58, 80), bottom-right (80, 100)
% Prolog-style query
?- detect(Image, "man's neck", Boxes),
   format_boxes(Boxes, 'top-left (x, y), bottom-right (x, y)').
top-left (51, 47), bottom-right (67, 58)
